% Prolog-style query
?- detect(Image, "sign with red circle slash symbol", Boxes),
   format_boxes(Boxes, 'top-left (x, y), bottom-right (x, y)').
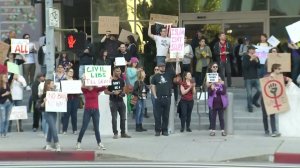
top-left (260, 74), bottom-right (290, 115)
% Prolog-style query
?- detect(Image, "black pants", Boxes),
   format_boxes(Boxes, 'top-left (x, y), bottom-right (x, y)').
top-left (32, 100), bottom-right (42, 129)
top-left (154, 96), bottom-right (171, 133)
top-left (180, 100), bottom-right (194, 129)
top-left (261, 99), bottom-right (276, 133)
top-left (211, 108), bottom-right (225, 130)
top-left (109, 100), bottom-right (126, 135)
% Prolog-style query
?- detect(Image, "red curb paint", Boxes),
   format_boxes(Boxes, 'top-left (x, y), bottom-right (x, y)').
top-left (0, 151), bottom-right (95, 161)
top-left (274, 153), bottom-right (300, 164)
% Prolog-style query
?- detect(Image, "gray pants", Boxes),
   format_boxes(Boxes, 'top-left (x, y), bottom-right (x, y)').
top-left (23, 63), bottom-right (36, 85)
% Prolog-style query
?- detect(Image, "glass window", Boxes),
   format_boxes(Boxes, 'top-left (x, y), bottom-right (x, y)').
top-left (181, 0), bottom-right (267, 13)
top-left (270, 18), bottom-right (300, 52)
top-left (270, 0), bottom-right (300, 16)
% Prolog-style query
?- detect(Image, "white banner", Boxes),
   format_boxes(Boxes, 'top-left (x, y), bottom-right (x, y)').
top-left (61, 80), bottom-right (82, 94)
top-left (45, 91), bottom-right (67, 112)
top-left (285, 20), bottom-right (300, 43)
top-left (254, 45), bottom-right (272, 64)
top-left (206, 73), bottom-right (219, 83)
top-left (85, 65), bottom-right (112, 86)
top-left (170, 28), bottom-right (185, 59)
top-left (11, 39), bottom-right (29, 54)
top-left (9, 106), bottom-right (28, 120)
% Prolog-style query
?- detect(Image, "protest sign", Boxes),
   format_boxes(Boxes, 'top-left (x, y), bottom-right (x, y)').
top-left (98, 16), bottom-right (119, 34)
top-left (267, 53), bottom-right (291, 72)
top-left (118, 29), bottom-right (139, 43)
top-left (206, 73), bottom-right (219, 83)
top-left (61, 80), bottom-right (82, 94)
top-left (115, 57), bottom-right (126, 66)
top-left (85, 65), bottom-right (111, 86)
top-left (45, 91), bottom-right (67, 112)
top-left (9, 106), bottom-right (28, 120)
top-left (150, 13), bottom-right (178, 26)
top-left (260, 74), bottom-right (290, 115)
top-left (0, 41), bottom-right (10, 64)
top-left (285, 20), bottom-right (300, 43)
top-left (170, 28), bottom-right (185, 59)
top-left (254, 45), bottom-right (272, 64)
top-left (11, 39), bottom-right (29, 54)
top-left (267, 35), bottom-right (280, 47)
top-left (7, 62), bottom-right (20, 74)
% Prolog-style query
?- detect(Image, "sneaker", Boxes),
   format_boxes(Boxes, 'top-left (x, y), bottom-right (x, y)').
top-left (162, 132), bottom-right (169, 136)
top-left (210, 131), bottom-right (216, 136)
top-left (121, 133), bottom-right (131, 138)
top-left (113, 134), bottom-right (118, 139)
top-left (33, 128), bottom-right (37, 132)
top-left (186, 128), bottom-right (192, 132)
top-left (76, 142), bottom-right (81, 150)
top-left (45, 145), bottom-right (55, 151)
top-left (155, 132), bottom-right (160, 136)
top-left (271, 132), bottom-right (281, 137)
top-left (98, 143), bottom-right (106, 150)
top-left (26, 86), bottom-right (31, 91)
top-left (253, 102), bottom-right (261, 108)
top-left (73, 131), bottom-right (77, 135)
top-left (63, 132), bottom-right (67, 135)
top-left (221, 131), bottom-right (227, 136)
top-left (264, 131), bottom-right (270, 136)
top-left (55, 143), bottom-right (61, 152)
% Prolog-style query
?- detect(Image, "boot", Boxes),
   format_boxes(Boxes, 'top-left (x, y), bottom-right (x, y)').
top-left (144, 108), bottom-right (149, 118)
top-left (140, 124), bottom-right (147, 131)
top-left (136, 124), bottom-right (142, 132)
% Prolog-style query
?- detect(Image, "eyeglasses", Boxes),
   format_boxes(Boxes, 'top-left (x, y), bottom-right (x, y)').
top-left (212, 66), bottom-right (218, 68)
top-left (154, 69), bottom-right (159, 71)
top-left (68, 71), bottom-right (74, 73)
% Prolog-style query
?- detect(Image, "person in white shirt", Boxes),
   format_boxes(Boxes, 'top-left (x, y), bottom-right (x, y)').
top-left (182, 36), bottom-right (194, 72)
top-left (148, 23), bottom-right (170, 65)
top-left (22, 34), bottom-right (36, 90)
top-left (8, 74), bottom-right (27, 132)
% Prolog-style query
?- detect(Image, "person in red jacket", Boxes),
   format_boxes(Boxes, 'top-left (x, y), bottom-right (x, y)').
top-left (76, 75), bottom-right (107, 150)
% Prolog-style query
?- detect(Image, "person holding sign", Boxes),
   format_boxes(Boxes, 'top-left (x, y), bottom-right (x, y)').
top-left (256, 33), bottom-right (271, 78)
top-left (179, 71), bottom-right (196, 132)
top-left (0, 74), bottom-right (13, 138)
top-left (148, 23), bottom-right (170, 65)
top-left (40, 79), bottom-right (61, 152)
top-left (76, 75), bottom-right (107, 150)
top-left (104, 67), bottom-right (131, 139)
top-left (243, 45), bottom-right (261, 113)
top-left (261, 64), bottom-right (291, 137)
top-left (62, 68), bottom-right (80, 135)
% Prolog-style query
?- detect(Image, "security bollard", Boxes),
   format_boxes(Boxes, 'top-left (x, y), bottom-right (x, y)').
top-left (168, 93), bottom-right (175, 134)
top-left (224, 92), bottom-right (234, 135)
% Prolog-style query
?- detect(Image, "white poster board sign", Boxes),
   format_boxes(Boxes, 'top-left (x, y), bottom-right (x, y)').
top-left (115, 57), bottom-right (126, 66)
top-left (9, 106), bottom-right (28, 120)
top-left (11, 39), bottom-right (29, 54)
top-left (206, 73), bottom-right (219, 83)
top-left (285, 20), bottom-right (300, 43)
top-left (45, 91), bottom-right (67, 112)
top-left (254, 45), bottom-right (272, 64)
top-left (170, 28), bottom-right (185, 59)
top-left (61, 80), bottom-right (82, 94)
top-left (267, 35), bottom-right (280, 47)
top-left (85, 65), bottom-right (112, 86)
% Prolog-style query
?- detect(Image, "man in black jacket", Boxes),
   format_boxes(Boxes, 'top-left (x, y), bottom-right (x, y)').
top-left (243, 45), bottom-right (261, 112)
top-left (32, 73), bottom-right (45, 132)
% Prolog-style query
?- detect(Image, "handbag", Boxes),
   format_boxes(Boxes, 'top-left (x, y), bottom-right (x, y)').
top-left (130, 95), bottom-right (138, 105)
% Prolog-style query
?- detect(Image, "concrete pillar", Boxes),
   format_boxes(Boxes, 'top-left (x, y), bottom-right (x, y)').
top-left (45, 0), bottom-right (55, 80)
top-left (224, 92), bottom-right (234, 135)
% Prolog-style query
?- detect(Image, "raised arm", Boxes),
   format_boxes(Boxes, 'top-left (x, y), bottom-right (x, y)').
top-left (148, 23), bottom-right (155, 40)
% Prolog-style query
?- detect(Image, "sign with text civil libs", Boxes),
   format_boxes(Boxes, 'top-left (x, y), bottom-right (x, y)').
top-left (65, 32), bottom-right (86, 51)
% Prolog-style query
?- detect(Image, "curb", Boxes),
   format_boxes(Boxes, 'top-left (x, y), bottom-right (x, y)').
top-left (0, 151), bottom-right (95, 161)
top-left (274, 153), bottom-right (300, 164)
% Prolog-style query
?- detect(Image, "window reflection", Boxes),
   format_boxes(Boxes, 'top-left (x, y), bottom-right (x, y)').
top-left (270, 0), bottom-right (300, 16)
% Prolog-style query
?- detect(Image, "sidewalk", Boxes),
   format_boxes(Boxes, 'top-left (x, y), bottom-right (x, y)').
top-left (1, 130), bottom-right (300, 163)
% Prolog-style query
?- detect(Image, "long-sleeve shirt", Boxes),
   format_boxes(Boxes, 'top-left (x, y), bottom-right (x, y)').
top-left (82, 86), bottom-right (106, 109)
top-left (242, 55), bottom-right (260, 80)
top-left (11, 75), bottom-right (27, 100)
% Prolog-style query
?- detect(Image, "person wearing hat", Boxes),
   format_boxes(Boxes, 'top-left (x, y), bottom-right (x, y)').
top-left (126, 57), bottom-right (139, 116)
top-left (151, 62), bottom-right (176, 136)
top-left (242, 45), bottom-right (261, 113)
top-left (31, 73), bottom-right (45, 132)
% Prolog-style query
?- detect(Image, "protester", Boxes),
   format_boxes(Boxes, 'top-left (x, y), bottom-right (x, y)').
top-left (8, 74), bottom-right (27, 132)
top-left (148, 23), bottom-right (170, 65)
top-left (95, 49), bottom-right (110, 65)
top-left (54, 64), bottom-right (66, 82)
top-left (179, 71), bottom-right (196, 132)
top-left (105, 67), bottom-right (131, 139)
top-left (127, 35), bottom-right (138, 58)
top-left (133, 69), bottom-right (148, 132)
top-left (4, 31), bottom-right (16, 55)
top-left (182, 36), bottom-right (194, 73)
top-left (238, 37), bottom-right (252, 76)
top-left (58, 52), bottom-right (72, 70)
top-left (32, 73), bottom-right (45, 132)
top-left (151, 62), bottom-right (176, 136)
top-left (79, 46), bottom-right (93, 79)
top-left (76, 74), bottom-right (107, 150)
top-left (62, 68), bottom-right (80, 135)
top-left (243, 45), bottom-right (261, 112)
top-left (22, 33), bottom-right (36, 90)
top-left (256, 33), bottom-right (271, 78)
top-left (40, 79), bottom-right (61, 151)
top-left (149, 66), bottom-right (159, 118)
top-left (126, 57), bottom-right (139, 116)
top-left (207, 77), bottom-right (228, 136)
top-left (288, 41), bottom-right (300, 83)
top-left (100, 31), bottom-right (120, 60)
top-left (213, 32), bottom-right (232, 87)
top-left (0, 74), bottom-right (13, 137)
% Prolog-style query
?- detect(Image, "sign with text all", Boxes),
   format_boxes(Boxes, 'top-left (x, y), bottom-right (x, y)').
top-left (85, 65), bottom-right (111, 86)
top-left (170, 28), bottom-right (185, 59)
top-left (45, 91), bottom-right (67, 112)
top-left (11, 39), bottom-right (29, 54)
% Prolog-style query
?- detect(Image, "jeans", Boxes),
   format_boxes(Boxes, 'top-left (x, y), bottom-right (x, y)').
top-left (156, 56), bottom-right (166, 65)
top-left (261, 98), bottom-right (276, 133)
top-left (0, 100), bottom-right (13, 136)
top-left (45, 112), bottom-right (59, 143)
top-left (219, 61), bottom-right (232, 86)
top-left (62, 97), bottom-right (79, 132)
top-left (79, 65), bottom-right (85, 79)
top-left (109, 100), bottom-right (126, 135)
top-left (77, 108), bottom-right (101, 144)
top-left (135, 99), bottom-right (145, 124)
top-left (154, 96), bottom-right (171, 133)
top-left (258, 64), bottom-right (267, 78)
top-left (245, 79), bottom-right (261, 110)
top-left (180, 100), bottom-right (194, 130)
top-left (211, 108), bottom-right (225, 130)
top-left (292, 56), bottom-right (300, 83)
top-left (42, 112), bottom-right (48, 136)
